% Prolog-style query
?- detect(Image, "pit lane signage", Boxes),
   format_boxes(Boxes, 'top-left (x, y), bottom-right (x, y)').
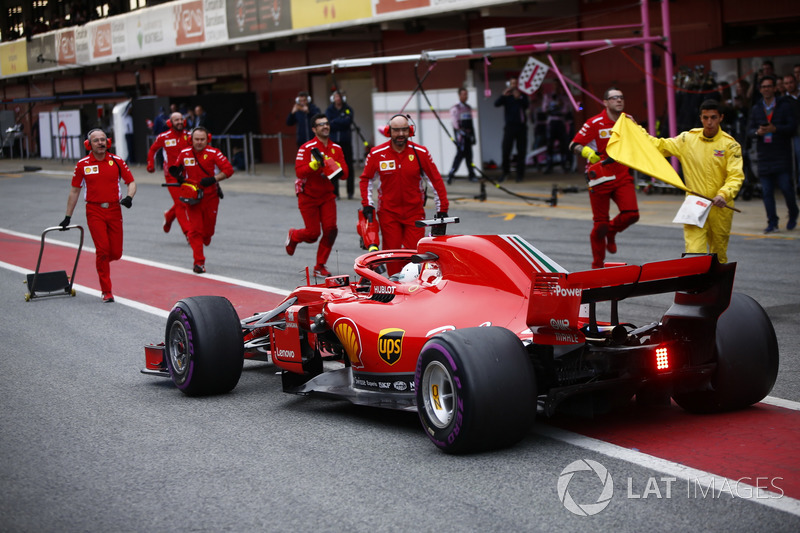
top-left (518, 56), bottom-right (549, 95)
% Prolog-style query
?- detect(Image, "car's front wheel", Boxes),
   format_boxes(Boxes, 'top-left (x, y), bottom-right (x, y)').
top-left (165, 296), bottom-right (244, 396)
top-left (415, 327), bottom-right (536, 454)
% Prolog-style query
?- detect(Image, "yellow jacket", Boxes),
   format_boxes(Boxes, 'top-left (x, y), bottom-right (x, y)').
top-left (651, 128), bottom-right (744, 204)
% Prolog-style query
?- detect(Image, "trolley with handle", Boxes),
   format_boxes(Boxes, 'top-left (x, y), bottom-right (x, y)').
top-left (24, 225), bottom-right (84, 301)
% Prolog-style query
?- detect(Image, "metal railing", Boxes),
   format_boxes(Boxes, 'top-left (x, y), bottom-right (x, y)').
top-left (143, 132), bottom-right (288, 176)
top-left (53, 135), bottom-right (84, 162)
top-left (248, 133), bottom-right (286, 176)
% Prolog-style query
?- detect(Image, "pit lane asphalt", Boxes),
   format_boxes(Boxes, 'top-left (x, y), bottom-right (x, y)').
top-left (1, 158), bottom-right (798, 532)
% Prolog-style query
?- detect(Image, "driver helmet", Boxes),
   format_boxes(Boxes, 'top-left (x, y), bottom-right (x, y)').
top-left (396, 262), bottom-right (421, 283)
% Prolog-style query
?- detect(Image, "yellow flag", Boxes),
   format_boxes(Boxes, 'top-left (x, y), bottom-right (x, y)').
top-left (606, 115), bottom-right (691, 193)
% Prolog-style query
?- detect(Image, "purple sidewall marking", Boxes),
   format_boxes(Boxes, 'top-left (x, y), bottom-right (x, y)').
top-left (168, 309), bottom-right (195, 390)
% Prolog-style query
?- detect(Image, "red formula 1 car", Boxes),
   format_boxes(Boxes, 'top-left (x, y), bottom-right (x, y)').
top-left (142, 219), bottom-right (779, 454)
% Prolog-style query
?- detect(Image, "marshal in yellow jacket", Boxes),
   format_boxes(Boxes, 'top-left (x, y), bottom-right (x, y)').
top-left (650, 127), bottom-right (744, 263)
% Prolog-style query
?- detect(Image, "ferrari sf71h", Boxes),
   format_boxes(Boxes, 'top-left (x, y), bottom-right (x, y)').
top-left (143, 219), bottom-right (778, 454)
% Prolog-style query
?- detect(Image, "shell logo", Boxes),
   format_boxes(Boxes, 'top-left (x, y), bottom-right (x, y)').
top-left (334, 318), bottom-right (363, 368)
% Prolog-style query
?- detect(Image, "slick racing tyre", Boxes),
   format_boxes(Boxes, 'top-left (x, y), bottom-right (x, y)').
top-left (673, 293), bottom-right (779, 413)
top-left (165, 296), bottom-right (244, 396)
top-left (415, 327), bottom-right (536, 454)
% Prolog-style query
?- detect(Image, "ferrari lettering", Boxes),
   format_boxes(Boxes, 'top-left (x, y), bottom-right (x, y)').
top-left (554, 286), bottom-right (581, 297)
top-left (378, 328), bottom-right (404, 365)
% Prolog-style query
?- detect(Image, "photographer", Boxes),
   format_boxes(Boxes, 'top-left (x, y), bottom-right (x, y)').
top-left (494, 77), bottom-right (529, 182)
top-left (287, 91), bottom-right (321, 147)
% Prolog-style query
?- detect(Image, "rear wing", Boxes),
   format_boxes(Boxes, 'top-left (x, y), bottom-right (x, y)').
top-left (528, 254), bottom-right (736, 345)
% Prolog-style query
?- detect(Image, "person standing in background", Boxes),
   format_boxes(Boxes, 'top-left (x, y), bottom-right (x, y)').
top-left (494, 77), bottom-right (529, 182)
top-left (326, 90), bottom-right (355, 199)
top-left (447, 87), bottom-right (477, 183)
top-left (747, 75), bottom-right (798, 233)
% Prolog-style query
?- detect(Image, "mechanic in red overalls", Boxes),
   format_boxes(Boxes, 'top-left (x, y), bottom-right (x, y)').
top-left (360, 114), bottom-right (449, 255)
top-left (171, 127), bottom-right (234, 273)
top-left (569, 87), bottom-right (640, 269)
top-left (59, 129), bottom-right (136, 303)
top-left (146, 111), bottom-right (192, 236)
top-left (285, 113), bottom-right (348, 278)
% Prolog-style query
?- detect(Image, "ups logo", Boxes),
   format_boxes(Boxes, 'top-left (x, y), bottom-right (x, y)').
top-left (378, 328), bottom-right (404, 366)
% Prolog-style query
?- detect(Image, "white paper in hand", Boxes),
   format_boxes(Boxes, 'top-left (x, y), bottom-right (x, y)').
top-left (673, 195), bottom-right (712, 228)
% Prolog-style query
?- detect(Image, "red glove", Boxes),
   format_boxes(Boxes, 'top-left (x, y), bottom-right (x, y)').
top-left (146, 161), bottom-right (155, 173)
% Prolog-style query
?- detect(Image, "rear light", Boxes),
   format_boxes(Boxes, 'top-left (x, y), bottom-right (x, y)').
top-left (655, 346), bottom-right (670, 371)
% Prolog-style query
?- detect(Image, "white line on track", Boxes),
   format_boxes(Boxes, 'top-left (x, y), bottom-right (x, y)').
top-left (0, 227), bottom-right (291, 297)
top-left (535, 425), bottom-right (800, 516)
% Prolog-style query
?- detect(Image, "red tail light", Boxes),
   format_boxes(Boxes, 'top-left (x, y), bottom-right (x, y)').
top-left (655, 346), bottom-right (670, 371)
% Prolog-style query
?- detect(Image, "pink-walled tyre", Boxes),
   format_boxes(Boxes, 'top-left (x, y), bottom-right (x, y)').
top-left (415, 327), bottom-right (536, 454)
top-left (165, 296), bottom-right (244, 396)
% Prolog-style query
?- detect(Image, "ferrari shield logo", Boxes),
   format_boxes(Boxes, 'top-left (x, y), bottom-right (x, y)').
top-left (408, 154), bottom-right (415, 162)
top-left (378, 328), bottom-right (404, 366)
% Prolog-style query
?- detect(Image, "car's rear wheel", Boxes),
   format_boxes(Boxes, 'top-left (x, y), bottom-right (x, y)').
top-left (673, 293), bottom-right (778, 413)
top-left (165, 296), bottom-right (244, 396)
top-left (415, 327), bottom-right (536, 454)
